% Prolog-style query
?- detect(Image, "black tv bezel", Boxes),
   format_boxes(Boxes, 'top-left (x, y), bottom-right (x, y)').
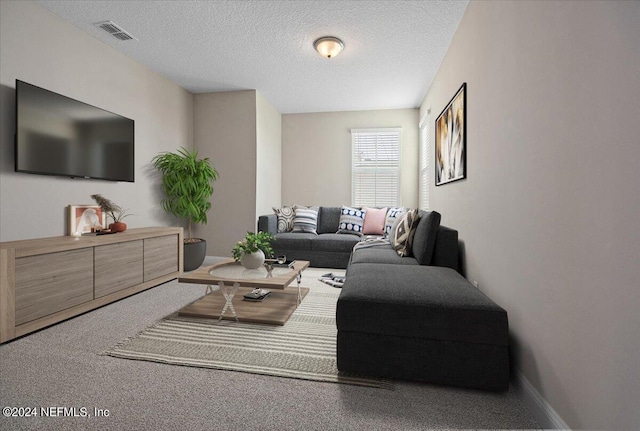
top-left (14, 79), bottom-right (135, 182)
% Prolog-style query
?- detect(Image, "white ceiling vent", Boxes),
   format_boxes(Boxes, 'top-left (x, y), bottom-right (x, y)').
top-left (95, 21), bottom-right (137, 41)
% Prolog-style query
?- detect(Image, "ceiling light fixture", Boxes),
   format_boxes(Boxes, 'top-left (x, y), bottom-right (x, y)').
top-left (314, 36), bottom-right (344, 59)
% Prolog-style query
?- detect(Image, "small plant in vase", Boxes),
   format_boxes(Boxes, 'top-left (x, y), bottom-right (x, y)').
top-left (91, 194), bottom-right (131, 232)
top-left (232, 231), bottom-right (275, 269)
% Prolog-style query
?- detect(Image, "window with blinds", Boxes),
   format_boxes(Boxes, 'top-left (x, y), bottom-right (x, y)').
top-left (419, 114), bottom-right (430, 209)
top-left (351, 128), bottom-right (401, 208)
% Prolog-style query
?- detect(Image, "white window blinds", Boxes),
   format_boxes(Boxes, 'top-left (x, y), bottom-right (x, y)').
top-left (351, 128), bottom-right (401, 207)
top-left (419, 114), bottom-right (430, 210)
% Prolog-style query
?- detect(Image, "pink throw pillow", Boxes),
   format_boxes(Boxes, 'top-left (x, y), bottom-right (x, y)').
top-left (362, 207), bottom-right (388, 235)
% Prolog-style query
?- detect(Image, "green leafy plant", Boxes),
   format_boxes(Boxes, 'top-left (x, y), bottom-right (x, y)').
top-left (232, 231), bottom-right (275, 261)
top-left (91, 194), bottom-right (131, 223)
top-left (152, 147), bottom-right (219, 241)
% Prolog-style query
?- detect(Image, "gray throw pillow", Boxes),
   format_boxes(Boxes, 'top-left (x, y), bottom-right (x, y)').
top-left (392, 209), bottom-right (421, 257)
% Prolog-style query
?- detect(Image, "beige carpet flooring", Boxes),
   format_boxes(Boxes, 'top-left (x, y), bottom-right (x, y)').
top-left (103, 268), bottom-right (392, 389)
top-left (0, 257), bottom-right (539, 430)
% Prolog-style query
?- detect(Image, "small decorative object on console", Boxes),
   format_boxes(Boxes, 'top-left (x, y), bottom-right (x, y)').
top-left (68, 205), bottom-right (107, 236)
top-left (90, 194), bottom-right (131, 233)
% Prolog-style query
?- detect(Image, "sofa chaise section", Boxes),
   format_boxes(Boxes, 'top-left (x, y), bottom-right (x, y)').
top-left (336, 263), bottom-right (510, 391)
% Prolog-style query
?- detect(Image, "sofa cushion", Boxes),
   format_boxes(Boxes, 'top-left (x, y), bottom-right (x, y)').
top-left (384, 207), bottom-right (406, 237)
top-left (411, 210), bottom-right (442, 265)
top-left (292, 206), bottom-right (318, 235)
top-left (272, 206), bottom-right (295, 233)
top-left (273, 232), bottom-right (317, 250)
top-left (362, 207), bottom-right (387, 235)
top-left (337, 263), bottom-right (509, 346)
top-left (350, 246), bottom-right (419, 265)
top-left (392, 209), bottom-right (420, 257)
top-left (311, 233), bottom-right (360, 253)
top-left (317, 207), bottom-right (341, 234)
top-left (337, 206), bottom-right (365, 236)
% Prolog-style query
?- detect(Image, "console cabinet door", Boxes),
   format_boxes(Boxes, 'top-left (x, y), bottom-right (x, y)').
top-left (144, 235), bottom-right (179, 281)
top-left (95, 240), bottom-right (144, 298)
top-left (15, 248), bottom-right (94, 325)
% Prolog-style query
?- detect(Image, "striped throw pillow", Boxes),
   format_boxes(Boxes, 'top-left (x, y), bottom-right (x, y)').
top-left (292, 207), bottom-right (318, 235)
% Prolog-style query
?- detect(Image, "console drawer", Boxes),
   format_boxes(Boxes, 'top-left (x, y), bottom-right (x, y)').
top-left (15, 248), bottom-right (94, 325)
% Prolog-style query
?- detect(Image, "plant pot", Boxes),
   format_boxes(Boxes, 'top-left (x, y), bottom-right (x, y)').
top-left (109, 222), bottom-right (127, 232)
top-left (184, 239), bottom-right (206, 272)
top-left (241, 250), bottom-right (265, 269)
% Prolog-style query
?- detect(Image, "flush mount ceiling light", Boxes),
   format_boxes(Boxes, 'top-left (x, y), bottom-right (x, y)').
top-left (314, 36), bottom-right (344, 59)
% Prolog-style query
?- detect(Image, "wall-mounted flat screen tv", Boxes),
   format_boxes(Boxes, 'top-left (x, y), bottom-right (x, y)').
top-left (15, 80), bottom-right (135, 182)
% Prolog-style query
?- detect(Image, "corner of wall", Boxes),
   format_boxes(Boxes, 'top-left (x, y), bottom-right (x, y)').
top-left (514, 370), bottom-right (570, 430)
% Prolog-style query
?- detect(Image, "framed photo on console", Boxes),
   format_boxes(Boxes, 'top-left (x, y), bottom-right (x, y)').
top-left (68, 205), bottom-right (107, 235)
top-left (436, 82), bottom-right (466, 186)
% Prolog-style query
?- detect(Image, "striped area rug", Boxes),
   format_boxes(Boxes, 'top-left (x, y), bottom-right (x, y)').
top-left (104, 268), bottom-right (393, 389)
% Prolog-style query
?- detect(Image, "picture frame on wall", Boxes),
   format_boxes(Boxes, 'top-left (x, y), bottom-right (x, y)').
top-left (68, 205), bottom-right (107, 235)
top-left (435, 82), bottom-right (466, 186)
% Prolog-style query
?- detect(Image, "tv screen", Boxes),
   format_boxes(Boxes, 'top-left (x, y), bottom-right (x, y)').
top-left (15, 80), bottom-right (134, 182)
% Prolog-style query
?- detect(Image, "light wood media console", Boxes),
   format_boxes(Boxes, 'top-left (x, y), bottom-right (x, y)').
top-left (0, 227), bottom-right (183, 344)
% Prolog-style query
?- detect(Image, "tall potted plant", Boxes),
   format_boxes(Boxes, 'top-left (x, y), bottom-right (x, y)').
top-left (152, 147), bottom-right (219, 271)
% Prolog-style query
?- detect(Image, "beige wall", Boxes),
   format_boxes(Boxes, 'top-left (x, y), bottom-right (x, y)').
top-left (282, 109), bottom-right (419, 207)
top-left (421, 1), bottom-right (640, 429)
top-left (0, 1), bottom-right (193, 242)
top-left (193, 91), bottom-right (257, 256)
top-left (255, 92), bottom-right (282, 220)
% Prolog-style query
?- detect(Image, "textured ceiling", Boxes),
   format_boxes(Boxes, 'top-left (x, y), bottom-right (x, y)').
top-left (37, 0), bottom-right (468, 114)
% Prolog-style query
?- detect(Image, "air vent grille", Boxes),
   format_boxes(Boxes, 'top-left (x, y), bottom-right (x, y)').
top-left (95, 21), bottom-right (136, 41)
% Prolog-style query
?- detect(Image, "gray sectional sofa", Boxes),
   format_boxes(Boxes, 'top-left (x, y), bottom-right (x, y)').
top-left (258, 206), bottom-right (510, 391)
top-left (258, 207), bottom-right (458, 270)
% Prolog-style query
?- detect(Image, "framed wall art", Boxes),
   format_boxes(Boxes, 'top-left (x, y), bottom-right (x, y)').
top-left (435, 82), bottom-right (466, 186)
top-left (68, 205), bottom-right (107, 235)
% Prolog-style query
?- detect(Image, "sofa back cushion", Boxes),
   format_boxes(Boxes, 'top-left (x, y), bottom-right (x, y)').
top-left (411, 210), bottom-right (442, 265)
top-left (317, 207), bottom-right (342, 234)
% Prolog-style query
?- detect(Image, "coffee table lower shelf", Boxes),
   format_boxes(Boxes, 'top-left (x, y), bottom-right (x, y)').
top-left (178, 286), bottom-right (310, 326)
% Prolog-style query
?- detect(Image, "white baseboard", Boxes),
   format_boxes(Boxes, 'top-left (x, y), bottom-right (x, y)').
top-left (514, 370), bottom-right (570, 430)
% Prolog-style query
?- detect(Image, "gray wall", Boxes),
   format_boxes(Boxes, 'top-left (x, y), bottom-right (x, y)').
top-left (193, 91), bottom-right (258, 257)
top-left (420, 1), bottom-right (640, 429)
top-left (255, 92), bottom-right (282, 221)
top-left (282, 109), bottom-right (419, 207)
top-left (0, 1), bottom-right (194, 241)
